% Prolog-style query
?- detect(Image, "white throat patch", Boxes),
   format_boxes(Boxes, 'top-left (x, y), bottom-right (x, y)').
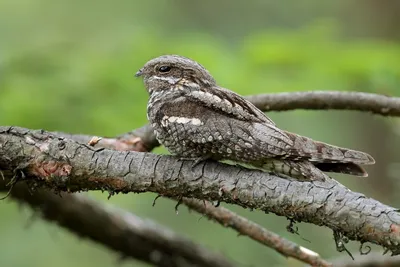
top-left (150, 76), bottom-right (180, 84)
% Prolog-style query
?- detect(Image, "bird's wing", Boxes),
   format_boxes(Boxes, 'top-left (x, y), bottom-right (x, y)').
top-left (159, 94), bottom-right (374, 165)
top-left (186, 86), bottom-right (277, 125)
top-left (157, 96), bottom-right (294, 158)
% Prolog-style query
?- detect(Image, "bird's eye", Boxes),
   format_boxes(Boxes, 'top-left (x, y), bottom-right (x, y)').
top-left (158, 66), bottom-right (171, 73)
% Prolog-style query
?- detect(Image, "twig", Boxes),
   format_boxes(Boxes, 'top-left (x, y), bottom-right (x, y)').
top-left (332, 252), bottom-right (400, 267)
top-left (181, 198), bottom-right (332, 267)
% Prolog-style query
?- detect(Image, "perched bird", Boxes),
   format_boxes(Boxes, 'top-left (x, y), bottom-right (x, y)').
top-left (135, 55), bottom-right (375, 181)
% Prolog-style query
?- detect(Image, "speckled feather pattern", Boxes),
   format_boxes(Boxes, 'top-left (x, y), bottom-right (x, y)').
top-left (137, 55), bottom-right (375, 181)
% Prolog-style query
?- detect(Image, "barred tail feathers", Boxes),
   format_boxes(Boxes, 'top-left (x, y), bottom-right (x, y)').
top-left (282, 131), bottom-right (374, 177)
top-left (284, 131), bottom-right (375, 165)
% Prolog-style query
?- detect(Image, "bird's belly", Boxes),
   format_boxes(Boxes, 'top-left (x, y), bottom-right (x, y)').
top-left (153, 127), bottom-right (205, 158)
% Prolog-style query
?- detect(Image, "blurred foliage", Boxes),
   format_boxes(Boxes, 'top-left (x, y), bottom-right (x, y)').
top-left (1, 23), bottom-right (399, 133)
top-left (1, 0), bottom-right (400, 267)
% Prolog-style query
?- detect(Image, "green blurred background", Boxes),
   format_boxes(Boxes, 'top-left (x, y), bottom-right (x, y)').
top-left (1, 0), bottom-right (400, 266)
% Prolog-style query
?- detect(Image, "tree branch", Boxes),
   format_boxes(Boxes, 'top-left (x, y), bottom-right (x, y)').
top-left (333, 253), bottom-right (400, 267)
top-left (54, 124), bottom-right (157, 152)
top-left (0, 177), bottom-right (234, 267)
top-left (2, 90), bottom-right (399, 266)
top-left (3, 126), bottom-right (332, 266)
top-left (58, 91), bottom-right (400, 155)
top-left (181, 198), bottom-right (332, 267)
top-left (1, 126), bottom-right (399, 256)
top-left (87, 91), bottom-right (400, 155)
top-left (52, 127), bottom-right (333, 266)
top-left (246, 91), bottom-right (400, 116)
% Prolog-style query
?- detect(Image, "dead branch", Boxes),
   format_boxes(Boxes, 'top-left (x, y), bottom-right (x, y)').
top-left (1, 126), bottom-right (399, 257)
top-left (246, 91), bottom-right (400, 116)
top-left (58, 126), bottom-right (332, 266)
top-left (181, 198), bottom-right (332, 267)
top-left (2, 90), bottom-right (400, 266)
top-left (332, 253), bottom-right (400, 267)
top-left (0, 176), bottom-right (234, 267)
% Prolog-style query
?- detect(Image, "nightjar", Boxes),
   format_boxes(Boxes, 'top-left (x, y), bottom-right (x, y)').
top-left (135, 55), bottom-right (375, 181)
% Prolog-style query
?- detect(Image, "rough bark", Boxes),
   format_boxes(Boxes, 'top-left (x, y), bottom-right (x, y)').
top-left (2, 91), bottom-right (400, 266)
top-left (1, 126), bottom-right (399, 256)
top-left (1, 178), bottom-right (234, 267)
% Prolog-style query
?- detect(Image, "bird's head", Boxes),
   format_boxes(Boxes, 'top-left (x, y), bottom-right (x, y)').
top-left (135, 55), bottom-right (216, 94)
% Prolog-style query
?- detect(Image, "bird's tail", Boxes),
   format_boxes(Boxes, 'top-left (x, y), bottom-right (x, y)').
top-left (283, 131), bottom-right (375, 177)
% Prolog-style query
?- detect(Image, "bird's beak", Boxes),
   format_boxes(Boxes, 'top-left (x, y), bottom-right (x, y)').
top-left (135, 68), bottom-right (143, 77)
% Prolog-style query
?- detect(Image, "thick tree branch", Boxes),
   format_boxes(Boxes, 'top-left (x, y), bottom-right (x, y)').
top-left (1, 126), bottom-right (399, 256)
top-left (3, 126), bottom-right (331, 266)
top-left (246, 91), bottom-right (400, 116)
top-left (57, 126), bottom-right (332, 266)
top-left (0, 177), bottom-right (234, 267)
top-left (2, 91), bottom-right (399, 266)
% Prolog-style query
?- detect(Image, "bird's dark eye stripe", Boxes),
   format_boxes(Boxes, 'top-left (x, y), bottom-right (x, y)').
top-left (159, 66), bottom-right (171, 72)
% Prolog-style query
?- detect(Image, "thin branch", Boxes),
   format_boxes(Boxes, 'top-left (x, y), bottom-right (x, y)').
top-left (96, 91), bottom-right (400, 155)
top-left (246, 91), bottom-right (400, 116)
top-left (54, 125), bottom-right (153, 152)
top-left (333, 253), bottom-right (400, 267)
top-left (0, 173), bottom-right (235, 267)
top-left (1, 126), bottom-right (399, 256)
top-left (181, 198), bottom-right (332, 267)
top-left (82, 91), bottom-right (400, 154)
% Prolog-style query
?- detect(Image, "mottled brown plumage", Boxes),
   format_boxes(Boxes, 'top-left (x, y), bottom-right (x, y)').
top-left (135, 55), bottom-right (375, 181)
